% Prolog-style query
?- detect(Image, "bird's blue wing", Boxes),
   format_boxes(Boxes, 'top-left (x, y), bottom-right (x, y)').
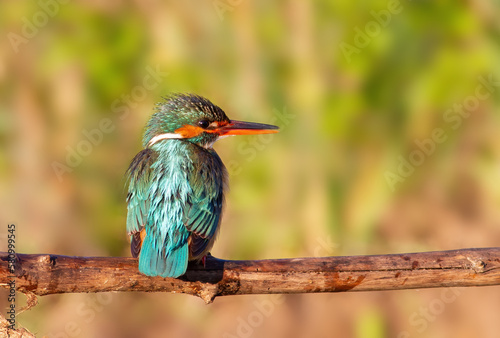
top-left (183, 149), bottom-right (227, 259)
top-left (126, 148), bottom-right (157, 258)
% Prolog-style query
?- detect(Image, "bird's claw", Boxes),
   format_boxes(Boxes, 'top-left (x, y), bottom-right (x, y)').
top-left (201, 252), bottom-right (212, 268)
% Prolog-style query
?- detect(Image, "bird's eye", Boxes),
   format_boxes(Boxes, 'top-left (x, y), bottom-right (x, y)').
top-left (198, 120), bottom-right (210, 129)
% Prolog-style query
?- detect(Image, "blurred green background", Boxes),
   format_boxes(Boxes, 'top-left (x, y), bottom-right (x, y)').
top-left (1, 0), bottom-right (500, 337)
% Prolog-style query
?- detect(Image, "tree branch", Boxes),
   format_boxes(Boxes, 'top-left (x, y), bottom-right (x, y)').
top-left (1, 248), bottom-right (500, 304)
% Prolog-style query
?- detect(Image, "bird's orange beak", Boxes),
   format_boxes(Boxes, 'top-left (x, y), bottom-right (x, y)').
top-left (216, 120), bottom-right (279, 136)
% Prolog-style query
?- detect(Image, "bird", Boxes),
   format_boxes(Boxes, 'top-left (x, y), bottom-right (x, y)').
top-left (126, 93), bottom-right (279, 278)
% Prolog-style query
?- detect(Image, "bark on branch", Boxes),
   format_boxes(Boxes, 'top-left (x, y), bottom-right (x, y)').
top-left (1, 248), bottom-right (500, 304)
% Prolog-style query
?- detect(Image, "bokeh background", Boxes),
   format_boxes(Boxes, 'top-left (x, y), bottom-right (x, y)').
top-left (1, 0), bottom-right (500, 337)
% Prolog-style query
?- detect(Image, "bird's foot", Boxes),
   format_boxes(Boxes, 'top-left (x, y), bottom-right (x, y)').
top-left (201, 252), bottom-right (212, 268)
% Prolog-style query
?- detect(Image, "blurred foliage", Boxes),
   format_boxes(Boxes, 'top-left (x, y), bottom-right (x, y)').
top-left (1, 0), bottom-right (500, 337)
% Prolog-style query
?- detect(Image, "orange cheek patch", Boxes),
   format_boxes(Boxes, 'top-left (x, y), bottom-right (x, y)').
top-left (175, 124), bottom-right (224, 138)
top-left (174, 125), bottom-right (206, 138)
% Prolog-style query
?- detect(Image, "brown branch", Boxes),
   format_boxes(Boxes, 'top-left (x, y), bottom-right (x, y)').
top-left (1, 248), bottom-right (500, 304)
top-left (0, 314), bottom-right (35, 338)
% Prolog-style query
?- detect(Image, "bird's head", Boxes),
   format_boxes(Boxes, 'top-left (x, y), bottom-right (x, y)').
top-left (143, 94), bottom-right (279, 149)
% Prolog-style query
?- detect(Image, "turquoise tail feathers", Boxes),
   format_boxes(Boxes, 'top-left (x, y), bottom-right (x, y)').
top-left (138, 232), bottom-right (189, 278)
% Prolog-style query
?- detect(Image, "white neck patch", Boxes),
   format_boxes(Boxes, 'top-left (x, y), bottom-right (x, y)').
top-left (148, 133), bottom-right (183, 146)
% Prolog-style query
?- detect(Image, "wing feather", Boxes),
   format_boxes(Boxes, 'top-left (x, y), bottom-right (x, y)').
top-left (126, 148), bottom-right (158, 257)
top-left (183, 149), bottom-right (227, 259)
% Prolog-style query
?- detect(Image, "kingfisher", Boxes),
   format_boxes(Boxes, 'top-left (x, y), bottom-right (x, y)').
top-left (126, 93), bottom-right (279, 278)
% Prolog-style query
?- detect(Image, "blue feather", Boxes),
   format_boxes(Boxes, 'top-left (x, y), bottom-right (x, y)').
top-left (127, 139), bottom-right (226, 277)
